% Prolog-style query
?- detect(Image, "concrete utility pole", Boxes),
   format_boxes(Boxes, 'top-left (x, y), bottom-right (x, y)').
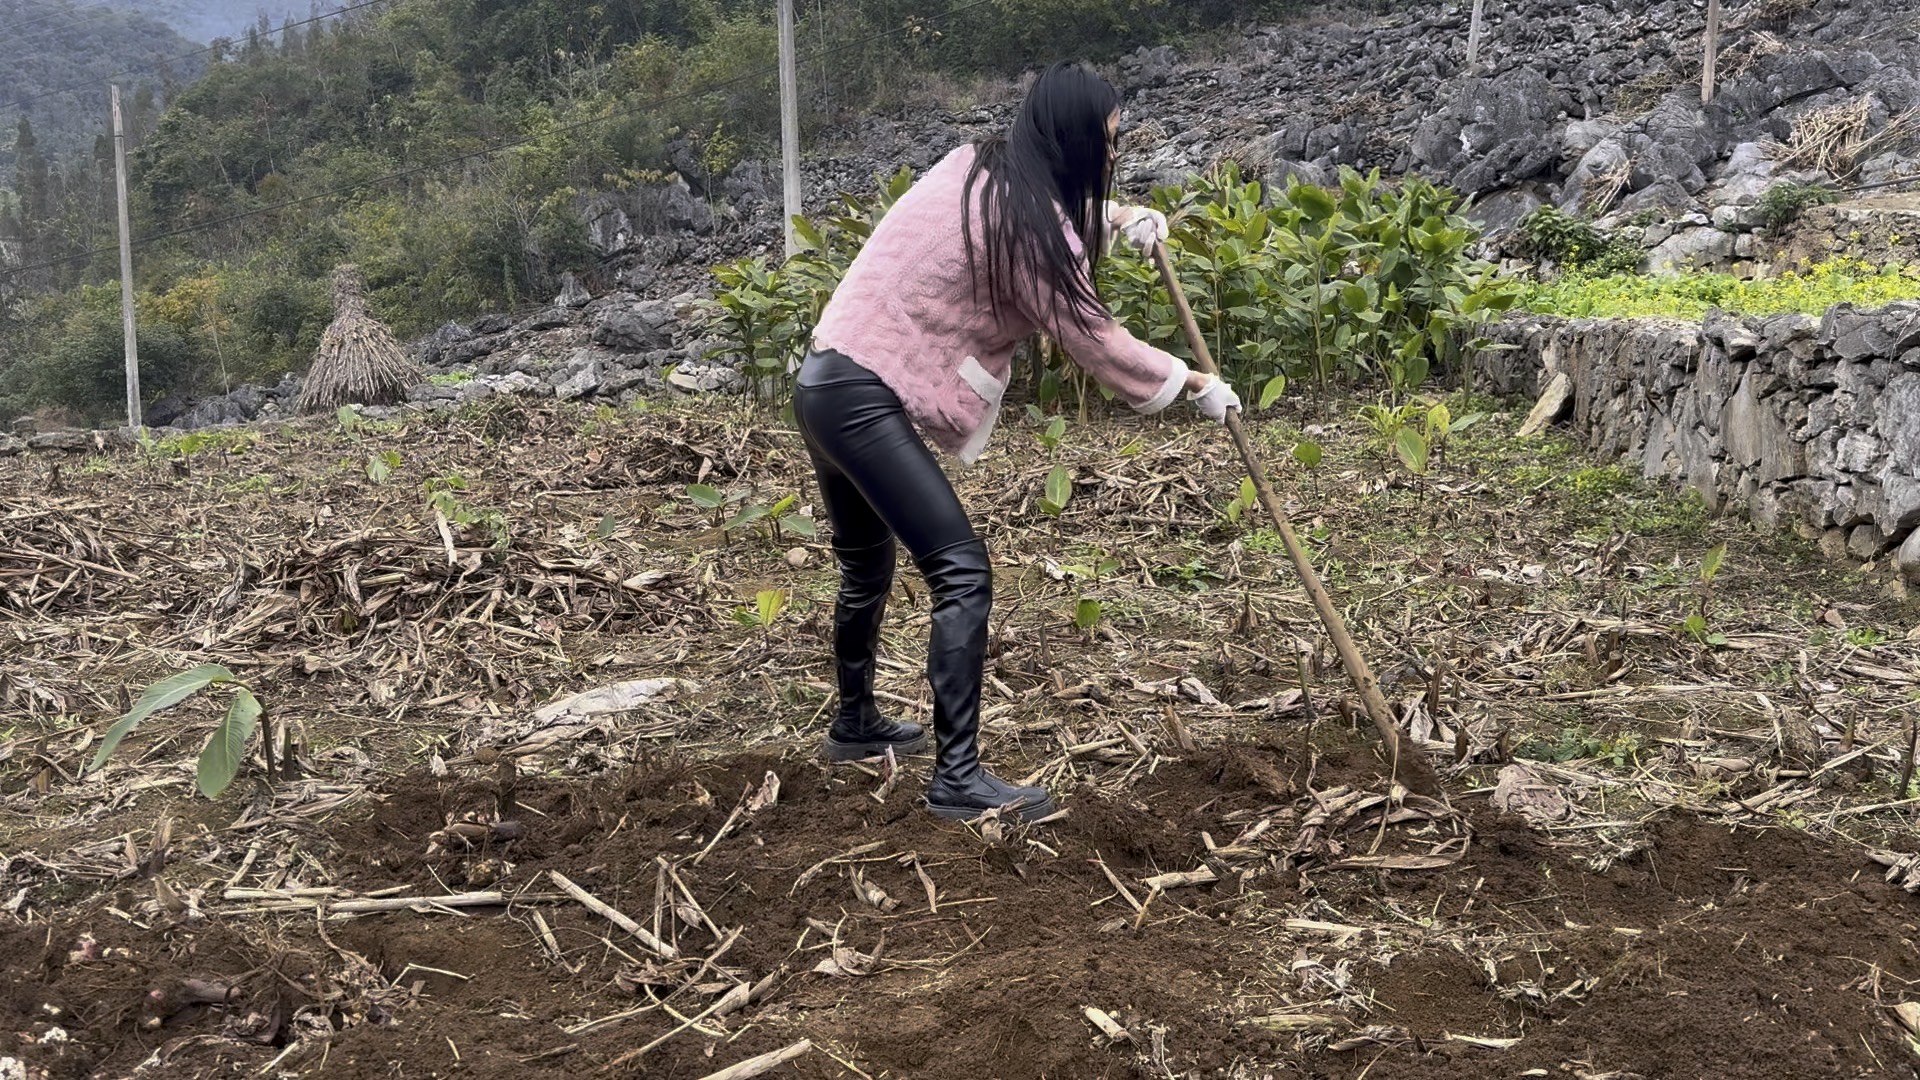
top-left (111, 84), bottom-right (142, 429)
top-left (1702, 0), bottom-right (1721, 104)
top-left (777, 0), bottom-right (802, 258)
top-left (1466, 0), bottom-right (1486, 72)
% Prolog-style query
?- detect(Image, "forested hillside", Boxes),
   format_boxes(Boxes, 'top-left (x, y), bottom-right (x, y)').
top-left (0, 0), bottom-right (1309, 422)
top-left (0, 0), bottom-right (202, 165)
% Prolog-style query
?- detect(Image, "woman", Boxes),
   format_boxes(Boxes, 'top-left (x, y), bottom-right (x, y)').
top-left (796, 61), bottom-right (1239, 823)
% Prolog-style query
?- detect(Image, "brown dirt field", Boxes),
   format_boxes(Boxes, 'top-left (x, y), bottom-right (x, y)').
top-left (3, 732), bottom-right (1917, 1079)
top-left (5, 396), bottom-right (1920, 1079)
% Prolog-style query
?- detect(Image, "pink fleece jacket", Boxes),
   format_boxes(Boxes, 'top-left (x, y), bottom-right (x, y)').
top-left (812, 143), bottom-right (1189, 464)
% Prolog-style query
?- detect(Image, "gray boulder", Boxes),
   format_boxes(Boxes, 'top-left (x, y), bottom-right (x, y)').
top-left (1119, 45), bottom-right (1178, 90)
top-left (1895, 528), bottom-right (1920, 582)
top-left (490, 371), bottom-right (546, 397)
top-left (1618, 180), bottom-right (1696, 217)
top-left (227, 386), bottom-right (265, 417)
top-left (633, 175), bottom-right (716, 235)
top-left (27, 430), bottom-right (89, 452)
top-left (583, 200), bottom-right (635, 256)
top-left (721, 159), bottom-right (772, 209)
top-left (1560, 136), bottom-right (1628, 212)
top-left (1646, 227), bottom-right (1735, 274)
top-left (581, 175), bottom-right (715, 257)
top-left (1562, 118), bottom-right (1620, 161)
top-left (145, 394), bottom-right (191, 428)
top-left (177, 396), bottom-right (249, 430)
top-left (592, 299), bottom-right (676, 352)
top-left (1710, 142), bottom-right (1784, 206)
top-left (1467, 188), bottom-right (1545, 238)
top-left (555, 273), bottom-right (592, 308)
top-left (554, 358), bottom-right (604, 402)
top-left (417, 322), bottom-right (476, 368)
top-left (1859, 151), bottom-right (1920, 187)
top-left (517, 307), bottom-right (571, 333)
top-left (1266, 156), bottom-right (1333, 192)
top-left (1411, 68), bottom-right (1570, 195)
top-left (1624, 96), bottom-right (1716, 196)
top-left (666, 362), bottom-right (747, 395)
top-left (1760, 51), bottom-right (1849, 109)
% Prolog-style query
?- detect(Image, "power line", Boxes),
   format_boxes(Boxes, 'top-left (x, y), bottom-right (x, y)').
top-left (0, 0), bottom-right (999, 282)
top-left (0, 0), bottom-right (393, 115)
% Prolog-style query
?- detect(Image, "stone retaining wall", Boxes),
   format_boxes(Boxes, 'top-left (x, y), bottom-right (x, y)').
top-left (1472, 303), bottom-right (1920, 580)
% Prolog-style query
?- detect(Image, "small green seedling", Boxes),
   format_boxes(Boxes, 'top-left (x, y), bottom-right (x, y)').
top-left (366, 450), bottom-right (401, 483)
top-left (1040, 416), bottom-right (1067, 452)
top-left (427, 474), bottom-right (510, 548)
top-left (1291, 439), bottom-right (1324, 499)
top-left (689, 485), bottom-right (815, 541)
top-left (89, 664), bottom-right (268, 799)
top-left (1224, 476), bottom-right (1257, 525)
top-left (1258, 373), bottom-right (1287, 410)
top-left (1073, 597), bottom-right (1104, 633)
top-left (686, 483), bottom-right (735, 527)
top-left (1682, 541), bottom-right (1729, 647)
top-left (1040, 466), bottom-right (1073, 517)
top-left (1394, 427), bottom-right (1430, 477)
top-left (766, 494), bottom-right (817, 539)
top-left (734, 589), bottom-right (788, 630)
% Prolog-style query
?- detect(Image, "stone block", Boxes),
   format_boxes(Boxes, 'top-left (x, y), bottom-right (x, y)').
top-left (1849, 524), bottom-right (1890, 560)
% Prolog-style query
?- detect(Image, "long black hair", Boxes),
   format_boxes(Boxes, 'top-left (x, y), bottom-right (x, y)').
top-left (962, 61), bottom-right (1121, 335)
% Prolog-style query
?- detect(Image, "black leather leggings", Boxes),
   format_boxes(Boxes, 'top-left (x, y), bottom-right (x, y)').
top-left (793, 348), bottom-right (993, 790)
top-left (793, 349), bottom-right (978, 559)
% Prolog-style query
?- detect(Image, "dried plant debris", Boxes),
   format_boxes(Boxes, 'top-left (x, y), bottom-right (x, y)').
top-left (1, 394), bottom-right (1917, 1079)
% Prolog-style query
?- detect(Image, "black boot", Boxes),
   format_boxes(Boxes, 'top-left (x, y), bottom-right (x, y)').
top-left (821, 537), bottom-right (930, 761)
top-left (919, 540), bottom-right (1057, 822)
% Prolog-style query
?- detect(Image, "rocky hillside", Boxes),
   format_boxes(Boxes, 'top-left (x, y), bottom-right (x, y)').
top-left (113, 0), bottom-right (1920, 432)
top-left (577, 0), bottom-right (1919, 291)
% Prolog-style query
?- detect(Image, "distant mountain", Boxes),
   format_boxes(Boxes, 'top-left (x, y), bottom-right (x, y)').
top-left (0, 0), bottom-right (206, 169)
top-left (95, 0), bottom-right (303, 44)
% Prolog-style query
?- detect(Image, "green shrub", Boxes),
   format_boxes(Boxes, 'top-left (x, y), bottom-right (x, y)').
top-left (705, 164), bottom-right (1515, 405)
top-left (1517, 206), bottom-right (1643, 276)
top-left (31, 287), bottom-right (202, 420)
top-left (1104, 164), bottom-right (1516, 396)
top-left (220, 267), bottom-right (333, 385)
top-left (1757, 180), bottom-right (1839, 233)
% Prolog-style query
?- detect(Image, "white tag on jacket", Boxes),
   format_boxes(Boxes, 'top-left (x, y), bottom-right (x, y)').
top-left (956, 356), bottom-right (1005, 465)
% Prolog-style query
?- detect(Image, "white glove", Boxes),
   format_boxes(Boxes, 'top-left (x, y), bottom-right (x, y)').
top-left (1104, 200), bottom-right (1168, 253)
top-left (1189, 375), bottom-right (1240, 423)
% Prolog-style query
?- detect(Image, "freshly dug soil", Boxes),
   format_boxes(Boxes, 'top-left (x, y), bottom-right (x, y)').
top-left (4, 737), bottom-right (1917, 1080)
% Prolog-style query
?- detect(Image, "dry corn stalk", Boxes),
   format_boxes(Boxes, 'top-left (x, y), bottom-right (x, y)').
top-left (1583, 159), bottom-right (1634, 216)
top-left (1746, 0), bottom-right (1816, 26)
top-left (295, 264), bottom-right (419, 414)
top-left (1765, 97), bottom-right (1920, 179)
top-left (1721, 30), bottom-right (1785, 79)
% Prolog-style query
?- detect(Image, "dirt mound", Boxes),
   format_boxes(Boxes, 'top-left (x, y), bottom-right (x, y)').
top-left (3, 735), bottom-right (1915, 1080)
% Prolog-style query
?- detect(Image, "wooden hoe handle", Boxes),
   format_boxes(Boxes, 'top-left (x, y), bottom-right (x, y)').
top-left (1149, 243), bottom-right (1443, 798)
